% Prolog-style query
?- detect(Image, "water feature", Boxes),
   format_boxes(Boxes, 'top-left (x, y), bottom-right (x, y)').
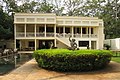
top-left (0, 54), bottom-right (33, 75)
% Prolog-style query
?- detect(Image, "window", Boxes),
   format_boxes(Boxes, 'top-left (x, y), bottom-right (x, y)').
top-left (29, 41), bottom-right (35, 47)
top-left (79, 41), bottom-right (89, 47)
top-left (65, 27), bottom-right (70, 33)
top-left (60, 27), bottom-right (63, 33)
top-left (91, 28), bottom-right (93, 34)
top-left (56, 27), bottom-right (63, 33)
top-left (82, 28), bottom-right (86, 34)
top-left (39, 27), bottom-right (44, 32)
top-left (74, 27), bottom-right (81, 34)
top-left (46, 27), bottom-right (54, 32)
top-left (77, 28), bottom-right (80, 33)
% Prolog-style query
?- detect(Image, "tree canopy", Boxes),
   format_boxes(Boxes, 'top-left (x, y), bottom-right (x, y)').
top-left (0, 7), bottom-right (13, 40)
top-left (0, 0), bottom-right (120, 39)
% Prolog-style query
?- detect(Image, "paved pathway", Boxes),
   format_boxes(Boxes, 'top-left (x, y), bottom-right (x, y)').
top-left (1, 59), bottom-right (120, 80)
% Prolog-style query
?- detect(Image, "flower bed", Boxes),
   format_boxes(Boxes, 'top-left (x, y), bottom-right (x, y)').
top-left (34, 49), bottom-right (112, 71)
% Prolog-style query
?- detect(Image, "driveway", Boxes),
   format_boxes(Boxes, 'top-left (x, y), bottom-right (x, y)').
top-left (1, 59), bottom-right (120, 80)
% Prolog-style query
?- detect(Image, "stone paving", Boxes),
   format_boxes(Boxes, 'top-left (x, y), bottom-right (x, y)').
top-left (1, 59), bottom-right (120, 80)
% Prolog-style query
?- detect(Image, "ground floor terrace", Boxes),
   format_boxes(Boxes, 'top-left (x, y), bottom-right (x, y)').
top-left (15, 39), bottom-right (98, 51)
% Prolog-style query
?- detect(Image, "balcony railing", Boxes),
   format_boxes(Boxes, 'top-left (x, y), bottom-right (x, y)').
top-left (82, 34), bottom-right (89, 38)
top-left (46, 33), bottom-right (54, 37)
top-left (16, 32), bottom-right (97, 38)
top-left (82, 34), bottom-right (97, 38)
top-left (16, 32), bottom-right (25, 37)
top-left (74, 34), bottom-right (81, 38)
top-left (56, 33), bottom-right (64, 38)
top-left (90, 34), bottom-right (97, 38)
top-left (36, 33), bottom-right (45, 37)
top-left (26, 32), bottom-right (35, 37)
top-left (65, 33), bottom-right (72, 38)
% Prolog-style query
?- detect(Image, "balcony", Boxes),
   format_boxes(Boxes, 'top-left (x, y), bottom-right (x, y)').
top-left (16, 32), bottom-right (55, 37)
top-left (36, 33), bottom-right (45, 37)
top-left (46, 33), bottom-right (54, 37)
top-left (26, 33), bottom-right (35, 37)
top-left (16, 32), bottom-right (25, 37)
top-left (16, 32), bottom-right (97, 38)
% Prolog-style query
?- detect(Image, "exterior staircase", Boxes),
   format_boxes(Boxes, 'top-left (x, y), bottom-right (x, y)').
top-left (56, 34), bottom-right (70, 47)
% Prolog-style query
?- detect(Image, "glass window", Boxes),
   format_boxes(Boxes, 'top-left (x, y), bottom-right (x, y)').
top-left (79, 41), bottom-right (89, 47)
top-left (91, 28), bottom-right (93, 34)
top-left (82, 28), bottom-right (86, 34)
top-left (65, 27), bottom-right (70, 33)
top-left (29, 41), bottom-right (35, 47)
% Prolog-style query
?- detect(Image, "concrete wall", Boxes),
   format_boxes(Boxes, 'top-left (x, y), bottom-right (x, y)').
top-left (56, 40), bottom-right (68, 49)
top-left (0, 40), bottom-right (14, 49)
top-left (104, 38), bottom-right (120, 50)
top-left (20, 39), bottom-right (35, 49)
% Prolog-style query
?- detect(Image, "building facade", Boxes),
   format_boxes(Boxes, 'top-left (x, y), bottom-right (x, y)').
top-left (14, 13), bottom-right (104, 51)
top-left (104, 38), bottom-right (120, 50)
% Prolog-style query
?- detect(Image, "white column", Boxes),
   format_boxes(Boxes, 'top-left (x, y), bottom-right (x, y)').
top-left (25, 24), bottom-right (26, 37)
top-left (35, 39), bottom-right (36, 50)
top-left (14, 24), bottom-right (16, 38)
top-left (14, 24), bottom-right (16, 49)
top-left (72, 26), bottom-right (74, 37)
top-left (54, 39), bottom-right (56, 47)
top-left (63, 26), bottom-right (65, 37)
top-left (45, 24), bottom-right (46, 37)
top-left (96, 40), bottom-right (99, 49)
top-left (81, 27), bottom-right (82, 38)
top-left (89, 27), bottom-right (91, 49)
top-left (89, 27), bottom-right (91, 38)
top-left (97, 27), bottom-right (99, 49)
top-left (35, 24), bottom-right (36, 37)
top-left (54, 24), bottom-right (56, 37)
top-left (14, 39), bottom-right (16, 49)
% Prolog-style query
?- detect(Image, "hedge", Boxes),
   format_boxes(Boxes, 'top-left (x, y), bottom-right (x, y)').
top-left (34, 49), bottom-right (112, 72)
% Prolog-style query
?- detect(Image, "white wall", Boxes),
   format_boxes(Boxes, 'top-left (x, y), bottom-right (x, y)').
top-left (56, 40), bottom-right (68, 49)
top-left (104, 38), bottom-right (120, 50)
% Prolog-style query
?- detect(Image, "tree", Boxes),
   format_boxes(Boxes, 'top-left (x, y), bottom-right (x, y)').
top-left (64, 0), bottom-right (84, 16)
top-left (0, 0), bottom-right (120, 39)
top-left (0, 7), bottom-right (13, 40)
top-left (36, 1), bottom-right (54, 13)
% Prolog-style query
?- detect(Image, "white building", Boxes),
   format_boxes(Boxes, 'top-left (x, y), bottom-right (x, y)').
top-left (104, 38), bottom-right (120, 50)
top-left (14, 13), bottom-right (104, 51)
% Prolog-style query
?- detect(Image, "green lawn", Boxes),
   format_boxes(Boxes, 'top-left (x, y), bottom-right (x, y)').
top-left (112, 57), bottom-right (120, 63)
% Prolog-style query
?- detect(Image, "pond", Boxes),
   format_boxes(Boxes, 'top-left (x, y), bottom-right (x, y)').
top-left (0, 54), bottom-right (33, 75)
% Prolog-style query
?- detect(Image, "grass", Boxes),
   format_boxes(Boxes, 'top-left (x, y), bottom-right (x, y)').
top-left (111, 52), bottom-right (120, 63)
top-left (112, 57), bottom-right (120, 63)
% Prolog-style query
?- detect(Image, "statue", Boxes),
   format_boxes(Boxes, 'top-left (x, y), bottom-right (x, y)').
top-left (69, 36), bottom-right (77, 50)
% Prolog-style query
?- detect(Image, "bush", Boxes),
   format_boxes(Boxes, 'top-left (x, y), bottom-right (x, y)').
top-left (34, 49), bottom-right (112, 72)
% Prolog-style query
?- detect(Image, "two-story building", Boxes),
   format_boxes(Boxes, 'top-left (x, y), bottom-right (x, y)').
top-left (14, 13), bottom-right (104, 51)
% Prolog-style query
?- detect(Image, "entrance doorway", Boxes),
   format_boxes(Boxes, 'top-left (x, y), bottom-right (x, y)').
top-left (16, 40), bottom-right (20, 49)
top-left (38, 40), bottom-right (54, 49)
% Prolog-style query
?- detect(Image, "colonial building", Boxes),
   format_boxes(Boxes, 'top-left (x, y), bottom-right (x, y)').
top-left (14, 13), bottom-right (104, 51)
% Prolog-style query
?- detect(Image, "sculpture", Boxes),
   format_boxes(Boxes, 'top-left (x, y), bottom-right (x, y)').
top-left (69, 36), bottom-right (77, 50)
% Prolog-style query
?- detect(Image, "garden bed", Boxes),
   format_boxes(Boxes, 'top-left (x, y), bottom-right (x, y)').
top-left (34, 49), bottom-right (112, 71)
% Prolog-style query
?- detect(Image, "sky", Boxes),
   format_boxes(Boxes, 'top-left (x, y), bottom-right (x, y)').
top-left (0, 0), bottom-right (120, 13)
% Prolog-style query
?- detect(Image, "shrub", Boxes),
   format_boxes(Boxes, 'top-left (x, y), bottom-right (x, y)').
top-left (34, 49), bottom-right (112, 72)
